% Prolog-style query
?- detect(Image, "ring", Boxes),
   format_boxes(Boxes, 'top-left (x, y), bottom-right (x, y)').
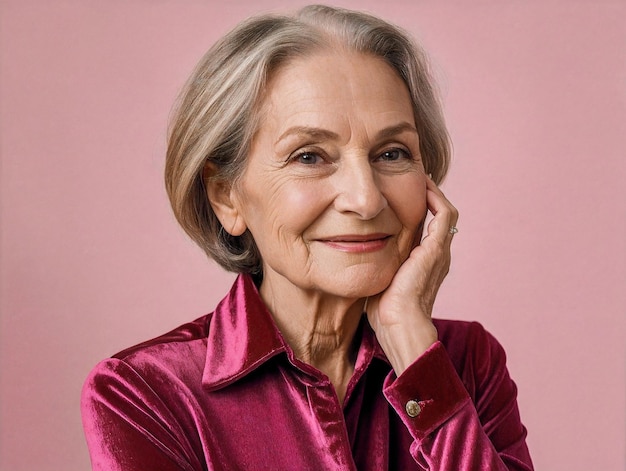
top-left (449, 226), bottom-right (458, 235)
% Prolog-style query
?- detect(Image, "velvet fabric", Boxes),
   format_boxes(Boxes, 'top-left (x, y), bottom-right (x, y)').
top-left (81, 274), bottom-right (533, 470)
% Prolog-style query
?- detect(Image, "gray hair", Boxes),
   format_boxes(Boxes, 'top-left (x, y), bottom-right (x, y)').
top-left (165, 4), bottom-right (451, 275)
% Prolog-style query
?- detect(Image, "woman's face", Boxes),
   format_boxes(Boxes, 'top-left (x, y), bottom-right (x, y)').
top-left (228, 50), bottom-right (427, 299)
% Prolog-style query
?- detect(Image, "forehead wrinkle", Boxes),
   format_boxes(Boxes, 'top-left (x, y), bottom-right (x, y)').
top-left (257, 51), bottom-right (417, 158)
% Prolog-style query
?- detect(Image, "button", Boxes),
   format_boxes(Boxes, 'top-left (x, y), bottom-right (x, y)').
top-left (405, 400), bottom-right (421, 417)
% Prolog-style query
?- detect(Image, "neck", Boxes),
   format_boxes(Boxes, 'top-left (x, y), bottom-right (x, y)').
top-left (259, 271), bottom-right (366, 403)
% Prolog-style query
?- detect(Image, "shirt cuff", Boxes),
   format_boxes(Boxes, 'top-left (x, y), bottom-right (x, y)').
top-left (383, 341), bottom-right (470, 442)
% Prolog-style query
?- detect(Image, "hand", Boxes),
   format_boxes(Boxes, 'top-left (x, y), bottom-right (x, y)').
top-left (366, 177), bottom-right (459, 375)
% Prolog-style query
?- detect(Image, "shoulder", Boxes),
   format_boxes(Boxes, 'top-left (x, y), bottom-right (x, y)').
top-left (433, 318), bottom-right (503, 351)
top-left (80, 315), bottom-right (218, 468)
top-left (83, 313), bottom-right (213, 401)
top-left (432, 319), bottom-right (509, 399)
top-left (112, 313), bottom-right (213, 362)
top-left (433, 318), bottom-right (502, 352)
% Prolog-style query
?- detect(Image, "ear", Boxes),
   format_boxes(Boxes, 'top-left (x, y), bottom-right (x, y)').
top-left (203, 163), bottom-right (247, 237)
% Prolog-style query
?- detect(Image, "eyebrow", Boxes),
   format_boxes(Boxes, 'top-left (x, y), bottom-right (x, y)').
top-left (275, 122), bottom-right (418, 146)
top-left (375, 122), bottom-right (419, 141)
top-left (275, 126), bottom-right (339, 146)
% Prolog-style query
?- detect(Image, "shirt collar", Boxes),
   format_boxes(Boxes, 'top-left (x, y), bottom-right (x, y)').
top-left (202, 274), bottom-right (389, 391)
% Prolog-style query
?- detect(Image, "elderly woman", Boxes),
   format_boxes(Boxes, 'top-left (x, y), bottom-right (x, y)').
top-left (82, 5), bottom-right (533, 470)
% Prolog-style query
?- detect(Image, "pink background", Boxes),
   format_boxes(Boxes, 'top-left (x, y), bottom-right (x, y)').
top-left (1, 1), bottom-right (624, 470)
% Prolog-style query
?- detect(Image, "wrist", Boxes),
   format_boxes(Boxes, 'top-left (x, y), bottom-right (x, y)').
top-left (378, 320), bottom-right (438, 375)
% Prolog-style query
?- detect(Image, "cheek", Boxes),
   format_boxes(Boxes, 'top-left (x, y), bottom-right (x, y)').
top-left (278, 182), bottom-right (334, 241)
top-left (384, 176), bottom-right (427, 253)
top-left (245, 179), bottom-right (331, 243)
top-left (390, 176), bottom-right (427, 228)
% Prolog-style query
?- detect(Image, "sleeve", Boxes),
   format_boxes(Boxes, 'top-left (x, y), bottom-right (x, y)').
top-left (382, 324), bottom-right (534, 471)
top-left (81, 358), bottom-right (201, 471)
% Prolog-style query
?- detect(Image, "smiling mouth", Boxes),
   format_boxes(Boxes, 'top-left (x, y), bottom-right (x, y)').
top-left (317, 234), bottom-right (392, 253)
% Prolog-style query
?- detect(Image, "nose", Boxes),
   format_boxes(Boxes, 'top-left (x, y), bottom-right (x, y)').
top-left (333, 157), bottom-right (387, 220)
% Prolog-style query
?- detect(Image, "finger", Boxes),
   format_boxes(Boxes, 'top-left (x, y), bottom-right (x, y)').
top-left (424, 179), bottom-right (459, 245)
top-left (425, 177), bottom-right (457, 219)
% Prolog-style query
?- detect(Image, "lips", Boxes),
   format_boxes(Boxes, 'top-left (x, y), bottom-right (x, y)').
top-left (316, 233), bottom-right (392, 253)
top-left (321, 233), bottom-right (390, 242)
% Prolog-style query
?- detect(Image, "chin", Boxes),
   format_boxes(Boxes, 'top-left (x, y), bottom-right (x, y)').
top-left (323, 265), bottom-right (396, 299)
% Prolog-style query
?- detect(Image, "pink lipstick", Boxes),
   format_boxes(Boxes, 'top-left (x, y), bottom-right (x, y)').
top-left (318, 234), bottom-right (391, 253)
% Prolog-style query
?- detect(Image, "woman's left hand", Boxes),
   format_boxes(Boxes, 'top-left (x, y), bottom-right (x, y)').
top-left (366, 177), bottom-right (459, 375)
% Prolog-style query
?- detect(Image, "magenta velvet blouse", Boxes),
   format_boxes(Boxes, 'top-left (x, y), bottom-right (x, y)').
top-left (81, 274), bottom-right (533, 470)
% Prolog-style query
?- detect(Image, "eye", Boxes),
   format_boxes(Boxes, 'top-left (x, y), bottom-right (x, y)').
top-left (290, 151), bottom-right (323, 165)
top-left (377, 148), bottom-right (411, 162)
